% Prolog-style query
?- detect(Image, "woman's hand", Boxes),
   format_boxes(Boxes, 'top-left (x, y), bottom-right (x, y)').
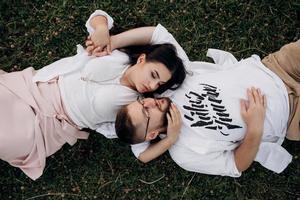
top-left (86, 38), bottom-right (111, 57)
top-left (85, 19), bottom-right (112, 57)
top-left (240, 87), bottom-right (267, 135)
top-left (166, 103), bottom-right (182, 144)
top-left (91, 25), bottom-right (111, 49)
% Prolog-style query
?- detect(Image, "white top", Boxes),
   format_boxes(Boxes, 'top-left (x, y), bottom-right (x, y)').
top-left (98, 49), bottom-right (292, 177)
top-left (33, 10), bottom-right (189, 129)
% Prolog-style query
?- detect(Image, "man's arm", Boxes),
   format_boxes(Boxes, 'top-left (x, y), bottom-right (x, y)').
top-left (138, 136), bottom-right (176, 163)
top-left (234, 87), bottom-right (266, 172)
top-left (138, 103), bottom-right (182, 163)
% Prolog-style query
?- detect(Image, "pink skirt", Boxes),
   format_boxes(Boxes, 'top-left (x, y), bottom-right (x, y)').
top-left (0, 68), bottom-right (89, 180)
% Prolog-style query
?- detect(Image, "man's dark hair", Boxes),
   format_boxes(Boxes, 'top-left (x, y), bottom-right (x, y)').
top-left (120, 43), bottom-right (187, 94)
top-left (115, 105), bottom-right (140, 144)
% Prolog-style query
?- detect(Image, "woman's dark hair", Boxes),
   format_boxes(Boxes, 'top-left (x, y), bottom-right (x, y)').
top-left (120, 43), bottom-right (187, 94)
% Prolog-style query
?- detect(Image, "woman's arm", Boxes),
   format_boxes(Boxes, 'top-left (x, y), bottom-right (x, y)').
top-left (86, 15), bottom-right (111, 56)
top-left (110, 27), bottom-right (155, 50)
top-left (111, 24), bottom-right (190, 65)
top-left (234, 87), bottom-right (267, 172)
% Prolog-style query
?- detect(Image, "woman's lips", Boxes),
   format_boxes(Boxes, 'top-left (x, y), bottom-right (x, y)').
top-left (141, 85), bottom-right (150, 93)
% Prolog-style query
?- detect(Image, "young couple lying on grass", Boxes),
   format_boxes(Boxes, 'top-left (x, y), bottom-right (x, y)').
top-left (0, 10), bottom-right (299, 180)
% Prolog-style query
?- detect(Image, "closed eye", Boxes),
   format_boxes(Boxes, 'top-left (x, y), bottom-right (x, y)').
top-left (151, 71), bottom-right (157, 79)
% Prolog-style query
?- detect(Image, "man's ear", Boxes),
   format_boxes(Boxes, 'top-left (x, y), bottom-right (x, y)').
top-left (145, 130), bottom-right (159, 141)
top-left (137, 53), bottom-right (146, 64)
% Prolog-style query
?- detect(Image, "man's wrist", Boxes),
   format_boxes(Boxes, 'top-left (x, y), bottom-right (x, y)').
top-left (165, 135), bottom-right (178, 145)
top-left (244, 129), bottom-right (263, 145)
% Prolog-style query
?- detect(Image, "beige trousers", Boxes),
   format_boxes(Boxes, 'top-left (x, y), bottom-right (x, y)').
top-left (262, 39), bottom-right (300, 140)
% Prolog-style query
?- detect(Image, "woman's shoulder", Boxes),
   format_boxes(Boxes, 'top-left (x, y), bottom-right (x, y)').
top-left (82, 51), bottom-right (130, 83)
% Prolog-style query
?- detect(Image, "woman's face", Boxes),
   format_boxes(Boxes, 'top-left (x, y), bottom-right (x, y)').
top-left (130, 55), bottom-right (172, 93)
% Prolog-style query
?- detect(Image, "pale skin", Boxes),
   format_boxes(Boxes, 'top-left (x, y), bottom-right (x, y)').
top-left (234, 87), bottom-right (266, 172)
top-left (87, 16), bottom-right (111, 56)
top-left (87, 15), bottom-right (267, 172)
top-left (86, 15), bottom-right (182, 161)
top-left (87, 15), bottom-right (172, 94)
top-left (126, 98), bottom-right (182, 163)
top-left (138, 102), bottom-right (182, 163)
top-left (131, 88), bottom-right (267, 173)
top-left (86, 15), bottom-right (155, 56)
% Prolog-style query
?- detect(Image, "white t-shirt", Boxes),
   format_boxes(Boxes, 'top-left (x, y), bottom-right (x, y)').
top-left (33, 10), bottom-right (189, 130)
top-left (130, 52), bottom-right (291, 177)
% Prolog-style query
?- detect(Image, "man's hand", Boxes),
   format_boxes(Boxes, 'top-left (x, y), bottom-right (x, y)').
top-left (166, 103), bottom-right (182, 144)
top-left (137, 102), bottom-right (182, 163)
top-left (240, 87), bottom-right (267, 135)
top-left (234, 87), bottom-right (267, 172)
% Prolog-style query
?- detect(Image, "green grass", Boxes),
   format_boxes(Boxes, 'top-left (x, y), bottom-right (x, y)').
top-left (0, 0), bottom-right (300, 199)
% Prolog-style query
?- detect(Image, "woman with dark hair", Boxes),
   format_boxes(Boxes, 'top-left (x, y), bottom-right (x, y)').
top-left (0, 10), bottom-right (188, 180)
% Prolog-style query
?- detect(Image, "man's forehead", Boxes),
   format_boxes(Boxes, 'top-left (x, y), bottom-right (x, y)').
top-left (127, 102), bottom-right (146, 135)
top-left (127, 101), bottom-right (143, 126)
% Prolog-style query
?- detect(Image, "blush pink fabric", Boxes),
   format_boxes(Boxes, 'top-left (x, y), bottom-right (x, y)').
top-left (0, 67), bottom-right (89, 180)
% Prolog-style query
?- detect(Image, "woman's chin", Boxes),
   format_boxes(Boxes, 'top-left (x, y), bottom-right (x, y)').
top-left (137, 86), bottom-right (146, 93)
top-left (140, 89), bottom-right (147, 93)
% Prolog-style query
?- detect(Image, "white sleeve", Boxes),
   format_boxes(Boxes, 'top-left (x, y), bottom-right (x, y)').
top-left (206, 48), bottom-right (238, 66)
top-left (255, 142), bottom-right (292, 173)
top-left (33, 45), bottom-right (90, 82)
top-left (85, 10), bottom-right (114, 35)
top-left (150, 24), bottom-right (190, 66)
top-left (131, 142), bottom-right (150, 158)
top-left (169, 144), bottom-right (241, 177)
top-left (95, 122), bottom-right (118, 139)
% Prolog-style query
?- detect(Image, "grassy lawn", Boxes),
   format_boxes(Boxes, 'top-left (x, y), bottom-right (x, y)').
top-left (0, 0), bottom-right (300, 199)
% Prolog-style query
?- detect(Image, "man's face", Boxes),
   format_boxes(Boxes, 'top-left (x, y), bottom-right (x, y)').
top-left (127, 97), bottom-right (171, 141)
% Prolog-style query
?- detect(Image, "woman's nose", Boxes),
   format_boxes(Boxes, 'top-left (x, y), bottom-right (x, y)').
top-left (149, 80), bottom-right (159, 91)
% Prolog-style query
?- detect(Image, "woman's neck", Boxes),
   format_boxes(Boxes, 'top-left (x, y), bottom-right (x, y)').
top-left (120, 67), bottom-right (134, 89)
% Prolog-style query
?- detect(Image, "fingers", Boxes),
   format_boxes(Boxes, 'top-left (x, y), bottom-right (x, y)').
top-left (106, 44), bottom-right (112, 54)
top-left (85, 39), bottom-right (93, 47)
top-left (168, 103), bottom-right (175, 124)
top-left (93, 51), bottom-right (109, 57)
top-left (257, 88), bottom-right (266, 108)
top-left (92, 46), bottom-right (102, 54)
top-left (240, 99), bottom-right (246, 116)
top-left (247, 87), bottom-right (266, 105)
top-left (86, 45), bottom-right (95, 55)
top-left (166, 113), bottom-right (171, 124)
top-left (263, 94), bottom-right (267, 108)
top-left (247, 88), bottom-right (255, 104)
top-left (252, 87), bottom-right (259, 104)
top-left (168, 103), bottom-right (182, 126)
top-left (167, 104), bottom-right (177, 122)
